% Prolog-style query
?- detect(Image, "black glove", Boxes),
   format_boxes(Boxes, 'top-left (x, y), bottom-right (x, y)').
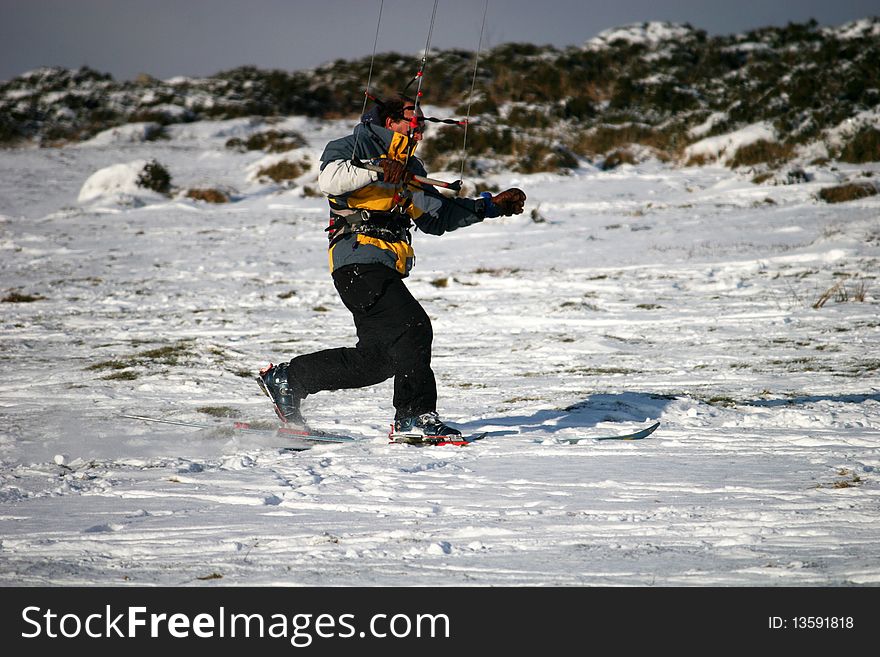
top-left (379, 159), bottom-right (412, 185)
top-left (481, 188), bottom-right (526, 217)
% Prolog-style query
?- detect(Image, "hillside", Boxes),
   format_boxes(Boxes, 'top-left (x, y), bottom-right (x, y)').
top-left (1, 18), bottom-right (879, 182)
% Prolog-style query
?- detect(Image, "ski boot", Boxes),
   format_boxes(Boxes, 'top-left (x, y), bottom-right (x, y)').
top-left (257, 362), bottom-right (305, 426)
top-left (390, 412), bottom-right (465, 445)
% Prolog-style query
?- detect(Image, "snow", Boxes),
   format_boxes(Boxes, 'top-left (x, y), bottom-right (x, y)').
top-left (684, 121), bottom-right (777, 164)
top-left (584, 21), bottom-right (698, 50)
top-left (688, 111), bottom-right (728, 139)
top-left (831, 18), bottom-right (880, 39)
top-left (76, 159), bottom-right (164, 205)
top-left (81, 123), bottom-right (163, 147)
top-left (822, 108), bottom-right (880, 150)
top-left (1, 115), bottom-right (879, 587)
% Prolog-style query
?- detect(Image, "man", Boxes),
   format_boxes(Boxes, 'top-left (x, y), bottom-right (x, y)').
top-left (258, 96), bottom-right (525, 439)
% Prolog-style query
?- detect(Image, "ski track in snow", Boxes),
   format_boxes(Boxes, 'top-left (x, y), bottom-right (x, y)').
top-left (1, 116), bottom-right (879, 586)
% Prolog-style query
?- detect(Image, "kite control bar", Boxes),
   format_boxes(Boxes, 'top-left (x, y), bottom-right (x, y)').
top-left (354, 160), bottom-right (463, 193)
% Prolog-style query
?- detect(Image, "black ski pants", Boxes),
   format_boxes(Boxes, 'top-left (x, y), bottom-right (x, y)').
top-left (288, 263), bottom-right (436, 420)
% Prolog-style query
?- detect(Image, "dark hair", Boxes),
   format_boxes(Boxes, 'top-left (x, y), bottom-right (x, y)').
top-left (361, 95), bottom-right (422, 128)
top-left (377, 97), bottom-right (409, 125)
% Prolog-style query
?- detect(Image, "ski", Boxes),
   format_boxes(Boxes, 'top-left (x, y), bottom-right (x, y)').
top-left (235, 421), bottom-right (362, 444)
top-left (555, 421), bottom-right (660, 444)
top-left (125, 414), bottom-right (657, 448)
top-left (122, 414), bottom-right (364, 447)
top-left (388, 421), bottom-right (658, 446)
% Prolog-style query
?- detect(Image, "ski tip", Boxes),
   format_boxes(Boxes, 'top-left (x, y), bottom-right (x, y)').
top-left (597, 420), bottom-right (660, 441)
top-left (255, 375), bottom-right (270, 397)
top-left (559, 421), bottom-right (661, 444)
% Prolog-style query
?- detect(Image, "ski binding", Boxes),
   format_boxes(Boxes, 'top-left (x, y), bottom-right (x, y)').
top-left (389, 430), bottom-right (488, 447)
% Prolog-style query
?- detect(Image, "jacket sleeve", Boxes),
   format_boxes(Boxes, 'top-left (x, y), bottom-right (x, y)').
top-left (411, 187), bottom-right (485, 236)
top-left (318, 130), bottom-right (381, 196)
top-left (318, 159), bottom-right (378, 196)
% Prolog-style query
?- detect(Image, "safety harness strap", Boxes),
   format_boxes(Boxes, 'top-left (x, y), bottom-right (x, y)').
top-left (326, 208), bottom-right (413, 247)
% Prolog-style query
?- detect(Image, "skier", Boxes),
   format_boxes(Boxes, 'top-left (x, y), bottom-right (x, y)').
top-left (258, 95), bottom-right (526, 439)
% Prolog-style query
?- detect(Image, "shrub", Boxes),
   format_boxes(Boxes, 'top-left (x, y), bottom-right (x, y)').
top-left (0, 114), bottom-right (24, 144)
top-left (225, 129), bottom-right (307, 153)
top-left (2, 291), bottom-right (46, 302)
top-left (144, 124), bottom-right (169, 141)
top-left (728, 139), bottom-right (793, 168)
top-left (602, 149), bottom-right (638, 170)
top-left (818, 182), bottom-right (877, 203)
top-left (418, 123), bottom-right (516, 171)
top-left (514, 140), bottom-right (579, 173)
top-left (257, 159), bottom-right (309, 182)
top-left (507, 105), bottom-right (553, 129)
top-left (839, 127), bottom-right (880, 163)
top-left (572, 124), bottom-right (674, 158)
top-left (136, 160), bottom-right (172, 195)
top-left (562, 96), bottom-right (597, 120)
top-left (684, 152), bottom-right (710, 167)
top-left (186, 188), bottom-right (230, 203)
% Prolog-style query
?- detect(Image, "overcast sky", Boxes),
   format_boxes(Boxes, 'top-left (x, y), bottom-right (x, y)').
top-left (1, 0), bottom-right (878, 82)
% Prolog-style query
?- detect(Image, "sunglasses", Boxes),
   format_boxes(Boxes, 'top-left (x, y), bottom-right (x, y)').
top-left (391, 118), bottom-right (426, 135)
top-left (397, 107), bottom-right (426, 133)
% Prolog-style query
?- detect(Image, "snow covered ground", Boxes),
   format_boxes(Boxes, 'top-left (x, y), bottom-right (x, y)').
top-left (1, 115), bottom-right (879, 587)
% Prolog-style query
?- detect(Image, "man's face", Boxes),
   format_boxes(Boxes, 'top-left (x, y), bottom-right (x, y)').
top-left (386, 108), bottom-right (425, 142)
